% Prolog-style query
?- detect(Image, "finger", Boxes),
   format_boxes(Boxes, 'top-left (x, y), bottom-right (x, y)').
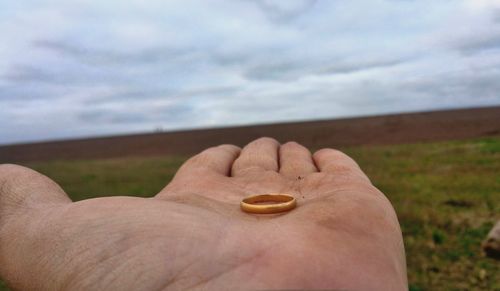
top-left (313, 149), bottom-right (370, 182)
top-left (231, 137), bottom-right (280, 177)
top-left (0, 164), bottom-right (71, 217)
top-left (279, 141), bottom-right (317, 179)
top-left (174, 144), bottom-right (241, 177)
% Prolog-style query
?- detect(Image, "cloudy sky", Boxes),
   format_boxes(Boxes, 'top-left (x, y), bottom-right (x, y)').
top-left (1, 0), bottom-right (500, 144)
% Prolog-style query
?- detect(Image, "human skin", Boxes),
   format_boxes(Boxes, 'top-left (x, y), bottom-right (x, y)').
top-left (0, 138), bottom-right (407, 290)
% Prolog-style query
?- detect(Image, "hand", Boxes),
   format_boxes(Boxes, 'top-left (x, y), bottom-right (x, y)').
top-left (0, 138), bottom-right (407, 290)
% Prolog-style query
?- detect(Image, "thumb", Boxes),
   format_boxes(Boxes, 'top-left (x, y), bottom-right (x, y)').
top-left (0, 165), bottom-right (72, 290)
top-left (0, 164), bottom-right (71, 218)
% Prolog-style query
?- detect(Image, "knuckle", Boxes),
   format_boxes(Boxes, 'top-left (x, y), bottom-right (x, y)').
top-left (193, 153), bottom-right (213, 165)
top-left (252, 137), bottom-right (279, 145)
top-left (184, 152), bottom-right (212, 168)
top-left (315, 148), bottom-right (353, 162)
top-left (315, 148), bottom-right (340, 156)
top-left (201, 146), bottom-right (219, 154)
top-left (196, 145), bottom-right (239, 160)
top-left (0, 164), bottom-right (27, 191)
top-left (282, 141), bottom-right (304, 151)
top-left (283, 141), bottom-right (299, 147)
top-left (235, 155), bottom-right (277, 170)
top-left (217, 144), bottom-right (240, 153)
top-left (313, 148), bottom-right (330, 160)
top-left (0, 164), bottom-right (25, 175)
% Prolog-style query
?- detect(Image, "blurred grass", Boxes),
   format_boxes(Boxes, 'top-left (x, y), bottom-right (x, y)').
top-left (1, 137), bottom-right (499, 290)
top-left (342, 137), bottom-right (499, 290)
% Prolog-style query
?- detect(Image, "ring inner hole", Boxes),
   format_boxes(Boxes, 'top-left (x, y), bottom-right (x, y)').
top-left (246, 195), bottom-right (293, 205)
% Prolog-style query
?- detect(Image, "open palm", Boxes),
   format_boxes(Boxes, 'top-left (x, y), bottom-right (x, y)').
top-left (0, 138), bottom-right (407, 290)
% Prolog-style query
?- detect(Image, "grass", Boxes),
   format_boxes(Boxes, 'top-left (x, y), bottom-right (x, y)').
top-left (1, 137), bottom-right (499, 290)
top-left (342, 138), bottom-right (499, 290)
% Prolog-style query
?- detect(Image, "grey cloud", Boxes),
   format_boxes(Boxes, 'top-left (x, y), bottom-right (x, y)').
top-left (78, 110), bottom-right (149, 124)
top-left (330, 68), bottom-right (500, 110)
top-left (3, 64), bottom-right (116, 86)
top-left (212, 51), bottom-right (256, 67)
top-left (402, 69), bottom-right (500, 100)
top-left (33, 40), bottom-right (200, 66)
top-left (250, 0), bottom-right (318, 23)
top-left (455, 32), bottom-right (500, 54)
top-left (83, 89), bottom-right (174, 104)
top-left (31, 36), bottom-right (409, 87)
top-left (495, 10), bottom-right (500, 23)
top-left (446, 7), bottom-right (500, 54)
top-left (0, 82), bottom-right (67, 101)
top-left (319, 57), bottom-right (410, 75)
top-left (243, 55), bottom-right (411, 81)
top-left (153, 103), bottom-right (195, 122)
top-left (78, 102), bottom-right (194, 124)
top-left (85, 85), bottom-right (239, 105)
top-left (4, 65), bottom-right (55, 83)
top-left (243, 58), bottom-right (310, 81)
top-left (4, 39), bottom-right (208, 91)
top-left (2, 0), bottom-right (500, 144)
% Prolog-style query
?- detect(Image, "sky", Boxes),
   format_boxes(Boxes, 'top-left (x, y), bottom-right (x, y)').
top-left (1, 0), bottom-right (500, 144)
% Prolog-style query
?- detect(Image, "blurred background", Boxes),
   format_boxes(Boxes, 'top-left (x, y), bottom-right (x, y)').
top-left (1, 0), bottom-right (500, 144)
top-left (0, 0), bottom-right (499, 290)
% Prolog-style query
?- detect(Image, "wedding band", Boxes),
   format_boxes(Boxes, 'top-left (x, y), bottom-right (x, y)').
top-left (240, 194), bottom-right (296, 214)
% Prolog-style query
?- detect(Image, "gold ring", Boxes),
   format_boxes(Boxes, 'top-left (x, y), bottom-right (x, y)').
top-left (240, 194), bottom-right (297, 214)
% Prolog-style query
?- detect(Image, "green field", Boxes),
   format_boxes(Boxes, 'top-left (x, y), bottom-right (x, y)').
top-left (1, 137), bottom-right (499, 290)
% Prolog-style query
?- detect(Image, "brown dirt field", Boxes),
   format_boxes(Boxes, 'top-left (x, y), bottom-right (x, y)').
top-left (1, 106), bottom-right (499, 163)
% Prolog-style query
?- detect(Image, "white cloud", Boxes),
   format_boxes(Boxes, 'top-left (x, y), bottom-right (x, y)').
top-left (0, 0), bottom-right (499, 144)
